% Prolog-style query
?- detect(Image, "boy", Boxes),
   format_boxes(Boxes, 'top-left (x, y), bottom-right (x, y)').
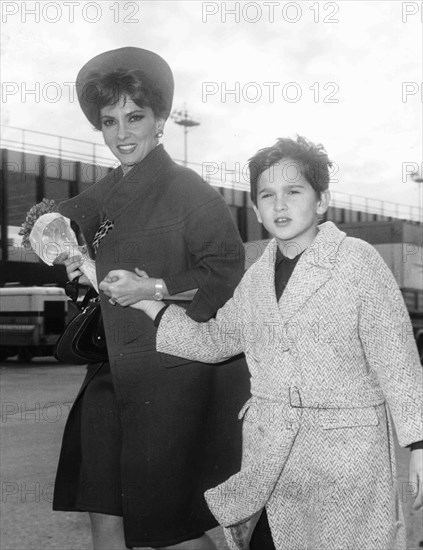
top-left (100, 136), bottom-right (423, 550)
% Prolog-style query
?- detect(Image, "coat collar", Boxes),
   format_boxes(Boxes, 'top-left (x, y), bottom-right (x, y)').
top-left (58, 165), bottom-right (119, 226)
top-left (255, 222), bottom-right (346, 326)
top-left (58, 167), bottom-right (121, 253)
top-left (102, 144), bottom-right (174, 220)
top-left (58, 145), bottom-right (175, 246)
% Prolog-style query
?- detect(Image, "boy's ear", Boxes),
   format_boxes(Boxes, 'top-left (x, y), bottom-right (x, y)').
top-left (252, 204), bottom-right (262, 224)
top-left (317, 190), bottom-right (331, 215)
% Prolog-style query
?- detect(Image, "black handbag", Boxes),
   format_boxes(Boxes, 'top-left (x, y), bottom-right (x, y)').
top-left (54, 286), bottom-right (108, 365)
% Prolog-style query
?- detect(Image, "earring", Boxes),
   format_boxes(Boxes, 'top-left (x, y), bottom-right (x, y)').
top-left (156, 130), bottom-right (164, 138)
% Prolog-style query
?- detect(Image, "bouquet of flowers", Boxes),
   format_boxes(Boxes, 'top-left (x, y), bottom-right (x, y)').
top-left (19, 199), bottom-right (98, 291)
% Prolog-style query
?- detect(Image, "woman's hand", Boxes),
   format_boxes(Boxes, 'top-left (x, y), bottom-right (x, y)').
top-left (409, 448), bottom-right (423, 510)
top-left (56, 246), bottom-right (92, 287)
top-left (99, 269), bottom-right (158, 306)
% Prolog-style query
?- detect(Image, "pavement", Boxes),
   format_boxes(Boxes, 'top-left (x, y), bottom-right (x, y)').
top-left (1, 360), bottom-right (422, 550)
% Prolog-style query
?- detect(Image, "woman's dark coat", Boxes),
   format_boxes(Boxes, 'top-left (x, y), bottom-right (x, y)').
top-left (53, 145), bottom-right (250, 547)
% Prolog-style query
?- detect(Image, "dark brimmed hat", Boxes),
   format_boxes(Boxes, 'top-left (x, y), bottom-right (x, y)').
top-left (76, 47), bottom-right (174, 124)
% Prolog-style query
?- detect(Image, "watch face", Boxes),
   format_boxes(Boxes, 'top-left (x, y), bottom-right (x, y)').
top-left (154, 292), bottom-right (164, 301)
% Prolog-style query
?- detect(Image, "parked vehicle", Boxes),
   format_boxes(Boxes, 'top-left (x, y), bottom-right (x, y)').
top-left (0, 286), bottom-right (68, 361)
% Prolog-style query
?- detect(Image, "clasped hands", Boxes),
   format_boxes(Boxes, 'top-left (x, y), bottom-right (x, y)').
top-left (99, 268), bottom-right (158, 308)
top-left (99, 268), bottom-right (167, 319)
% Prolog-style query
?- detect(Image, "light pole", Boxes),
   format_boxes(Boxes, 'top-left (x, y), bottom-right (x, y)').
top-left (411, 170), bottom-right (423, 220)
top-left (171, 106), bottom-right (200, 166)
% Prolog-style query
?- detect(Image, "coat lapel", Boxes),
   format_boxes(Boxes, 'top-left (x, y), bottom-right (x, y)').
top-left (103, 144), bottom-right (174, 221)
top-left (250, 240), bottom-right (283, 328)
top-left (278, 222), bottom-right (346, 324)
top-left (59, 145), bottom-right (175, 251)
top-left (58, 167), bottom-right (122, 254)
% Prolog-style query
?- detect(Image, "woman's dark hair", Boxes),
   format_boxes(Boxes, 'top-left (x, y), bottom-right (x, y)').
top-left (249, 135), bottom-right (332, 205)
top-left (81, 68), bottom-right (167, 129)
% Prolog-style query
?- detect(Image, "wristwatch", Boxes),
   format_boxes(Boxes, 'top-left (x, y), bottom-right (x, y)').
top-left (153, 279), bottom-right (164, 301)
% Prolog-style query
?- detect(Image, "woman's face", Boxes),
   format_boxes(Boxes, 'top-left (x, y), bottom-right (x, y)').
top-left (100, 96), bottom-right (164, 174)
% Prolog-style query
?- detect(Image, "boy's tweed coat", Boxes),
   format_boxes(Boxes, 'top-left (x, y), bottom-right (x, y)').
top-left (157, 222), bottom-right (423, 550)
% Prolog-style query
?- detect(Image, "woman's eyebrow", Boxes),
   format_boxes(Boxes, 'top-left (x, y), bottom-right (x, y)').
top-left (100, 108), bottom-right (145, 119)
top-left (125, 110), bottom-right (145, 116)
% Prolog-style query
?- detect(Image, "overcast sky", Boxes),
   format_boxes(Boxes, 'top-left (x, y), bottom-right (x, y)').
top-left (1, 0), bottom-right (422, 212)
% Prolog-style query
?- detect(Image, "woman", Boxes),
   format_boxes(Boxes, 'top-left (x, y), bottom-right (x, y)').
top-left (53, 47), bottom-right (250, 550)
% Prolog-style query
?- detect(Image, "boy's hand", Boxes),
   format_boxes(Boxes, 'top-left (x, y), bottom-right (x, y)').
top-left (131, 300), bottom-right (166, 321)
top-left (409, 448), bottom-right (423, 510)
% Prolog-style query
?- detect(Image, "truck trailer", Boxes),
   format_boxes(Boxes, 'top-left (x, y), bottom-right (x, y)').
top-left (0, 286), bottom-right (68, 362)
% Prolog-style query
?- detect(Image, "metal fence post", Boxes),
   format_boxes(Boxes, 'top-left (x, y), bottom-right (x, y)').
top-left (1, 149), bottom-right (9, 261)
top-left (36, 155), bottom-right (46, 202)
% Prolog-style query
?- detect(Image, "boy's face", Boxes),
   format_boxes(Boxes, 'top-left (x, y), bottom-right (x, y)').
top-left (253, 158), bottom-right (330, 253)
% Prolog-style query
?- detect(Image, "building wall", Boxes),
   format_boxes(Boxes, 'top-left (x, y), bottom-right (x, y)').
top-left (2, 149), bottom-right (421, 288)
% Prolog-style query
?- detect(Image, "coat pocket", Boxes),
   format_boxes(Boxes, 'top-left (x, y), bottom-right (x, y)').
top-left (319, 406), bottom-right (379, 430)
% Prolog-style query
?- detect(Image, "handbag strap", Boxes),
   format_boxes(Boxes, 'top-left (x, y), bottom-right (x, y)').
top-left (80, 286), bottom-right (99, 310)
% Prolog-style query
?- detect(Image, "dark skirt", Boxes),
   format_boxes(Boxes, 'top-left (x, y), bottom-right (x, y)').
top-left (53, 355), bottom-right (250, 548)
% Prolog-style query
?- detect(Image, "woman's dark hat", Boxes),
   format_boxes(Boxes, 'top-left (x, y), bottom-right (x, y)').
top-left (76, 47), bottom-right (174, 123)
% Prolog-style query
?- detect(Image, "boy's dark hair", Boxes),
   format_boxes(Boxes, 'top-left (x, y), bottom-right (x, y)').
top-left (249, 135), bottom-right (332, 205)
top-left (81, 69), bottom-right (167, 129)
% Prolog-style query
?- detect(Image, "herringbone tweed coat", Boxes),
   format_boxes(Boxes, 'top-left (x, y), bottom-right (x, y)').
top-left (156, 222), bottom-right (423, 550)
